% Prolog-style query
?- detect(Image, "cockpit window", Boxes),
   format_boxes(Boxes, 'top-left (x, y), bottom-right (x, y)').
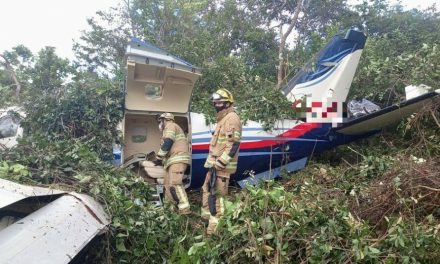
top-left (145, 83), bottom-right (163, 100)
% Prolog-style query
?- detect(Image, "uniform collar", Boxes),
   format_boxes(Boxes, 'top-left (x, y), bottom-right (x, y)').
top-left (216, 107), bottom-right (234, 122)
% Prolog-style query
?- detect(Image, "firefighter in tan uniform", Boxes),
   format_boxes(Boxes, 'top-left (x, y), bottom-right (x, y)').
top-left (201, 88), bottom-right (242, 235)
top-left (154, 113), bottom-right (191, 214)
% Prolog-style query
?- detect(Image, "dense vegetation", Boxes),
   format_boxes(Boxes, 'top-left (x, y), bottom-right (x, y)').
top-left (1, 0), bottom-right (439, 263)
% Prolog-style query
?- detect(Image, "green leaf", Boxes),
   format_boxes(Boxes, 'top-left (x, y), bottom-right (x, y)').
top-left (188, 242), bottom-right (206, 256)
top-left (116, 240), bottom-right (127, 252)
top-left (263, 233), bottom-right (274, 240)
top-left (178, 235), bottom-right (187, 243)
top-left (369, 246), bottom-right (380, 254)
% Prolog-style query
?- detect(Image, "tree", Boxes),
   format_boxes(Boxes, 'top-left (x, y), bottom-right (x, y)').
top-left (0, 46), bottom-right (33, 104)
top-left (347, 2), bottom-right (440, 103)
top-left (28, 47), bottom-right (72, 97)
top-left (276, 0), bottom-right (303, 88)
top-left (73, 5), bottom-right (132, 77)
top-left (0, 54), bottom-right (21, 102)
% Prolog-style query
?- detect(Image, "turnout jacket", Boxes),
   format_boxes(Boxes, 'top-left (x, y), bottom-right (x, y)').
top-left (157, 122), bottom-right (190, 169)
top-left (204, 107), bottom-right (242, 174)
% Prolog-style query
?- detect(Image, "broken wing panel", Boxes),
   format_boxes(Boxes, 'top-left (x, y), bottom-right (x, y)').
top-left (0, 178), bottom-right (64, 208)
top-left (0, 179), bottom-right (110, 264)
top-left (337, 92), bottom-right (439, 135)
top-left (0, 196), bottom-right (107, 263)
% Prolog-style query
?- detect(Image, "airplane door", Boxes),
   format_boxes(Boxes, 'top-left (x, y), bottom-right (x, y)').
top-left (125, 39), bottom-right (201, 113)
top-left (122, 39), bottom-right (201, 189)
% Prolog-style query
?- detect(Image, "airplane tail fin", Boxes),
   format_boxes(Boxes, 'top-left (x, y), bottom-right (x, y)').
top-left (283, 29), bottom-right (367, 124)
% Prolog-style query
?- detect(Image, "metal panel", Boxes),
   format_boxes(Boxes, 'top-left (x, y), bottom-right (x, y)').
top-left (0, 178), bottom-right (64, 208)
top-left (125, 62), bottom-right (200, 113)
top-left (0, 179), bottom-right (110, 264)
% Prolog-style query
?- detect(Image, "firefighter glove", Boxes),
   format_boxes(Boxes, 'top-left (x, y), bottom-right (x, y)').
top-left (153, 159), bottom-right (163, 166)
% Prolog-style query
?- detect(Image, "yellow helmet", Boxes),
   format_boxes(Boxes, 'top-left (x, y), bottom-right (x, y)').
top-left (212, 88), bottom-right (234, 103)
top-left (158, 112), bottom-right (174, 121)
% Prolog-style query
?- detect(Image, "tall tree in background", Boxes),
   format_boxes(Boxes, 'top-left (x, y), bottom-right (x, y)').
top-left (238, 0), bottom-right (304, 88)
top-left (72, 0), bottom-right (440, 112)
top-left (0, 46), bottom-right (33, 104)
top-left (28, 47), bottom-right (72, 97)
top-left (73, 5), bottom-right (132, 77)
top-left (73, 0), bottom-right (279, 86)
top-left (346, 1), bottom-right (440, 103)
top-left (239, 0), bottom-right (353, 88)
top-left (0, 54), bottom-right (21, 102)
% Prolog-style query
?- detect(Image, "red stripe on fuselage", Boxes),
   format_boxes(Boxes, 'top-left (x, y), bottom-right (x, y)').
top-left (191, 123), bottom-right (319, 150)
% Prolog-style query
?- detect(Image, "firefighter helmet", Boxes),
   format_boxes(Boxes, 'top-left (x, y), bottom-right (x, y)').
top-left (158, 112), bottom-right (174, 121)
top-left (211, 88), bottom-right (234, 103)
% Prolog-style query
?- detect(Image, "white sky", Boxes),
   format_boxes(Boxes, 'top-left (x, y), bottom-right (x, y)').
top-left (0, 0), bottom-right (119, 60)
top-left (0, 0), bottom-right (438, 60)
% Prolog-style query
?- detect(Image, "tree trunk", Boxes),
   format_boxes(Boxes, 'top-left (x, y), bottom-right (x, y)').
top-left (124, 0), bottom-right (139, 39)
top-left (124, 0), bottom-right (135, 37)
top-left (276, 0), bottom-right (303, 89)
top-left (0, 54), bottom-right (21, 102)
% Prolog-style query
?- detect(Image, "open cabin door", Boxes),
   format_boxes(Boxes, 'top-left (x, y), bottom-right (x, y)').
top-left (125, 38), bottom-right (201, 113)
top-left (122, 39), bottom-right (201, 164)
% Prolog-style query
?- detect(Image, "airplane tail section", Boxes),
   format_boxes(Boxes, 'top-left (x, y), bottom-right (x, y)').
top-left (282, 29), bottom-right (367, 124)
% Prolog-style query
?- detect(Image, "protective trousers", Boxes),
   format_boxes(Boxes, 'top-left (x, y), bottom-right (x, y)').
top-left (164, 163), bottom-right (190, 214)
top-left (201, 169), bottom-right (230, 234)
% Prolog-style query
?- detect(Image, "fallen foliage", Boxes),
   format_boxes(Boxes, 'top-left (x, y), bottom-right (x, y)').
top-left (352, 156), bottom-right (440, 229)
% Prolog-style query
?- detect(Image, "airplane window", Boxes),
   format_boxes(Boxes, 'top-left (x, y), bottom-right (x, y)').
top-left (131, 126), bottom-right (147, 143)
top-left (0, 115), bottom-right (19, 139)
top-left (145, 83), bottom-right (163, 100)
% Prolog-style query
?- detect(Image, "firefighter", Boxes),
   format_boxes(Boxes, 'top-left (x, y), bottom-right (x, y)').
top-left (154, 113), bottom-right (191, 215)
top-left (201, 88), bottom-right (242, 235)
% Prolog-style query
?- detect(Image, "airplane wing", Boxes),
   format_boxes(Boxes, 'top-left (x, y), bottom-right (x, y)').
top-left (0, 179), bottom-right (110, 263)
top-left (336, 90), bottom-right (440, 135)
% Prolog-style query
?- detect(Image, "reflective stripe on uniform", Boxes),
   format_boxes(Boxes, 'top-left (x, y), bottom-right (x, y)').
top-left (178, 202), bottom-right (190, 210)
top-left (209, 215), bottom-right (219, 224)
top-left (201, 207), bottom-right (211, 218)
top-left (233, 131), bottom-right (241, 141)
top-left (164, 154), bottom-right (190, 168)
top-left (204, 156), bottom-right (237, 170)
top-left (219, 197), bottom-right (225, 215)
top-left (226, 161), bottom-right (237, 170)
top-left (177, 185), bottom-right (190, 210)
top-left (220, 152), bottom-right (232, 163)
top-left (175, 133), bottom-right (186, 141)
top-left (164, 130), bottom-right (176, 139)
top-left (204, 155), bottom-right (215, 168)
top-left (157, 149), bottom-right (168, 157)
top-left (216, 136), bottom-right (227, 144)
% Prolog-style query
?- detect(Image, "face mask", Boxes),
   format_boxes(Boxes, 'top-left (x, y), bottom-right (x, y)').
top-left (158, 121), bottom-right (165, 131)
top-left (213, 101), bottom-right (228, 113)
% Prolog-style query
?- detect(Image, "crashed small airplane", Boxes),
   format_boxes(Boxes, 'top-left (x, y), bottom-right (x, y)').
top-left (121, 29), bottom-right (440, 190)
top-left (0, 28), bottom-right (438, 262)
top-left (1, 29), bottom-right (439, 192)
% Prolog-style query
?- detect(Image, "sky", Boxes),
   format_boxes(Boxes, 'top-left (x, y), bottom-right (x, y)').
top-left (0, 0), bottom-right (119, 60)
top-left (0, 0), bottom-right (438, 60)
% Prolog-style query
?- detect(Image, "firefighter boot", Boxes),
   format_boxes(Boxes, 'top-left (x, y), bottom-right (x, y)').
top-left (206, 216), bottom-right (218, 235)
